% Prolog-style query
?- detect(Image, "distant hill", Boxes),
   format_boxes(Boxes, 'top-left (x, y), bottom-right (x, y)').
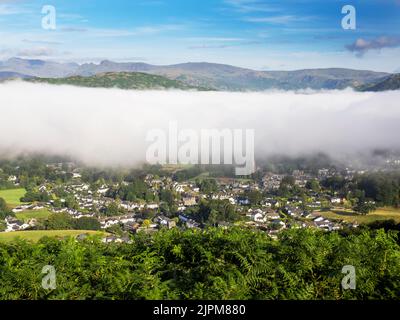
top-left (0, 57), bottom-right (78, 78)
top-left (359, 74), bottom-right (400, 92)
top-left (77, 61), bottom-right (389, 91)
top-left (1, 57), bottom-right (390, 91)
top-left (0, 71), bottom-right (32, 81)
top-left (26, 72), bottom-right (211, 90)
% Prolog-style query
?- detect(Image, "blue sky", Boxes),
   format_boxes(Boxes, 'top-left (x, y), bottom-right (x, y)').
top-left (0, 0), bottom-right (399, 71)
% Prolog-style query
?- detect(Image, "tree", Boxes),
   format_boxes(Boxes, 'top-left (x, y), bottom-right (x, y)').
top-left (64, 195), bottom-right (79, 210)
top-left (0, 197), bottom-right (13, 219)
top-left (74, 217), bottom-right (101, 230)
top-left (306, 179), bottom-right (320, 192)
top-left (245, 190), bottom-right (263, 206)
top-left (142, 219), bottom-right (151, 228)
top-left (20, 190), bottom-right (51, 203)
top-left (197, 179), bottom-right (218, 195)
top-left (281, 175), bottom-right (295, 186)
top-left (103, 202), bottom-right (120, 217)
top-left (208, 209), bottom-right (218, 227)
top-left (321, 175), bottom-right (346, 192)
top-left (160, 189), bottom-right (175, 206)
top-left (45, 213), bottom-right (74, 230)
top-left (356, 172), bottom-right (400, 207)
top-left (353, 198), bottom-right (376, 215)
top-left (198, 199), bottom-right (238, 224)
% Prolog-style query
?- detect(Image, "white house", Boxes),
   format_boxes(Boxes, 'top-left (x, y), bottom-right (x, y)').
top-left (331, 197), bottom-right (342, 204)
top-left (251, 212), bottom-right (265, 223)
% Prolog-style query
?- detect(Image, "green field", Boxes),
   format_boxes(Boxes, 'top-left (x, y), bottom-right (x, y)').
top-left (0, 230), bottom-right (106, 243)
top-left (15, 209), bottom-right (52, 222)
top-left (318, 207), bottom-right (400, 224)
top-left (0, 188), bottom-right (26, 206)
top-left (190, 172), bottom-right (210, 181)
top-left (163, 164), bottom-right (195, 172)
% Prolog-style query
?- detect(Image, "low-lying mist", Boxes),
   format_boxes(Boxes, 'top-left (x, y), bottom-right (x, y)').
top-left (0, 81), bottom-right (399, 168)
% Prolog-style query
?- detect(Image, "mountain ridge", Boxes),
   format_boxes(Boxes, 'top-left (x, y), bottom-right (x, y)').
top-left (0, 57), bottom-right (392, 91)
top-left (359, 73), bottom-right (400, 92)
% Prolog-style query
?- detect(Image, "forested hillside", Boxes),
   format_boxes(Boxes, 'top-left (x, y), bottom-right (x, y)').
top-left (26, 72), bottom-right (211, 91)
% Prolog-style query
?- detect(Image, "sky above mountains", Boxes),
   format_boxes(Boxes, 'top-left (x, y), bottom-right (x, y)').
top-left (0, 0), bottom-right (399, 72)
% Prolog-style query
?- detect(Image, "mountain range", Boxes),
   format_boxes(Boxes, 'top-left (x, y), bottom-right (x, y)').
top-left (0, 57), bottom-right (398, 91)
top-left (358, 74), bottom-right (400, 92)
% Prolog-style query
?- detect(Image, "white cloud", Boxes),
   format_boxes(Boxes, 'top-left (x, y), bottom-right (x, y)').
top-left (16, 46), bottom-right (56, 57)
top-left (0, 4), bottom-right (20, 15)
top-left (58, 24), bottom-right (183, 37)
top-left (224, 0), bottom-right (279, 13)
top-left (244, 15), bottom-right (313, 25)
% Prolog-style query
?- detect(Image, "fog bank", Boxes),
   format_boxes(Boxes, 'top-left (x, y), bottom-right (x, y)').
top-left (0, 81), bottom-right (399, 167)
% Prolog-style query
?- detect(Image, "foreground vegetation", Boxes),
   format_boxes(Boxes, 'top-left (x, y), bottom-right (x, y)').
top-left (0, 227), bottom-right (399, 300)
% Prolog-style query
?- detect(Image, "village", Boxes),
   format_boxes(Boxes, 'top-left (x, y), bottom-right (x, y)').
top-left (0, 159), bottom-right (366, 243)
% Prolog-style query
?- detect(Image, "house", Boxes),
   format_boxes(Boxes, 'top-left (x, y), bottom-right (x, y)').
top-left (8, 175), bottom-right (17, 182)
top-left (302, 212), bottom-right (314, 219)
top-left (182, 196), bottom-right (196, 206)
top-left (331, 197), bottom-right (342, 204)
top-left (102, 236), bottom-right (118, 243)
top-left (5, 217), bottom-right (30, 232)
top-left (97, 185), bottom-right (109, 194)
top-left (147, 203), bottom-right (159, 210)
top-left (32, 205), bottom-right (44, 210)
top-left (177, 205), bottom-right (186, 212)
top-left (262, 174), bottom-right (284, 190)
top-left (101, 235), bottom-right (132, 244)
top-left (186, 219), bottom-right (200, 229)
top-left (237, 197), bottom-right (250, 205)
top-left (28, 218), bottom-right (37, 227)
top-left (179, 214), bottom-right (188, 222)
top-left (271, 219), bottom-right (286, 229)
top-left (314, 218), bottom-right (332, 230)
top-left (100, 219), bottom-right (120, 229)
top-left (251, 212), bottom-right (265, 223)
top-left (175, 184), bottom-right (186, 193)
top-left (283, 206), bottom-right (301, 217)
top-left (156, 216), bottom-right (176, 229)
top-left (264, 210), bottom-right (280, 220)
top-left (123, 222), bottom-right (140, 232)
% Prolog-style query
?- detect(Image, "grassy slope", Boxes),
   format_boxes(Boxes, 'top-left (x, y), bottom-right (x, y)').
top-left (0, 230), bottom-right (106, 243)
top-left (0, 188), bottom-right (26, 207)
top-left (318, 207), bottom-right (400, 224)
